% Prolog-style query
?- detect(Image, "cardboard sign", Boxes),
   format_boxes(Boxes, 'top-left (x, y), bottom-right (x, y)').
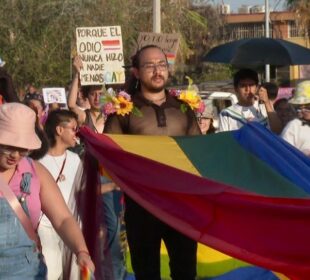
top-left (42, 88), bottom-right (67, 104)
top-left (136, 32), bottom-right (180, 65)
top-left (76, 26), bottom-right (125, 85)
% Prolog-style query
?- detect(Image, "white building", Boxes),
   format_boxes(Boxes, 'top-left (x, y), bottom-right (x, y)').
top-left (218, 4), bottom-right (231, 14)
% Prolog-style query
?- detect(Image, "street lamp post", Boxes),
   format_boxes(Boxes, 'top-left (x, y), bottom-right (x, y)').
top-left (265, 0), bottom-right (270, 82)
top-left (153, 0), bottom-right (161, 33)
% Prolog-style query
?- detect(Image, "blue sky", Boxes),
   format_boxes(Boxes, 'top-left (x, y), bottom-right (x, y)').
top-left (217, 0), bottom-right (286, 12)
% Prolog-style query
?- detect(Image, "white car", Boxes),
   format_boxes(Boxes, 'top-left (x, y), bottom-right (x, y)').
top-left (199, 91), bottom-right (238, 131)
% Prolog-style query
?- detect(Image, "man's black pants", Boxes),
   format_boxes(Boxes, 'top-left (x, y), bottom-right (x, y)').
top-left (125, 196), bottom-right (197, 280)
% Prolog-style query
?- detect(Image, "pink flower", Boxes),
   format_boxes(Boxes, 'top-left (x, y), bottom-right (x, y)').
top-left (196, 101), bottom-right (206, 113)
top-left (169, 88), bottom-right (181, 97)
top-left (118, 91), bottom-right (131, 100)
top-left (103, 102), bottom-right (116, 115)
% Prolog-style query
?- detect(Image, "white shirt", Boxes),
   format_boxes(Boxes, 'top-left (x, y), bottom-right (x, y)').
top-left (281, 118), bottom-right (310, 156)
top-left (39, 150), bottom-right (81, 226)
top-left (219, 102), bottom-right (268, 132)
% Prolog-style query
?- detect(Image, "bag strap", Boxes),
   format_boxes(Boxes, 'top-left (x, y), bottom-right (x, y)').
top-left (56, 153), bottom-right (67, 183)
top-left (0, 176), bottom-right (40, 247)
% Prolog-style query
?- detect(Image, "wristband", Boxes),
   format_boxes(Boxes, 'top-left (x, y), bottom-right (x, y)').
top-left (76, 250), bottom-right (90, 258)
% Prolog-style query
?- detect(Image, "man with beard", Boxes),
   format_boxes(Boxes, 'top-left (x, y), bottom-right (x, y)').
top-left (104, 45), bottom-right (200, 280)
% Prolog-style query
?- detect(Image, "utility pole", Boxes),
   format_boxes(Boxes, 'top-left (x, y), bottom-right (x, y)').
top-left (265, 0), bottom-right (270, 82)
top-left (153, 0), bottom-right (161, 33)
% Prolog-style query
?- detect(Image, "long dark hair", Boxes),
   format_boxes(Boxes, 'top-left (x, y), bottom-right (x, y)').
top-left (125, 45), bottom-right (167, 96)
top-left (0, 68), bottom-right (19, 102)
top-left (26, 105), bottom-right (49, 160)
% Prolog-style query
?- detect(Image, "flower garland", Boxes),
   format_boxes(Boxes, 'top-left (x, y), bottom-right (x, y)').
top-left (169, 76), bottom-right (205, 114)
top-left (100, 88), bottom-right (142, 117)
top-left (101, 77), bottom-right (204, 117)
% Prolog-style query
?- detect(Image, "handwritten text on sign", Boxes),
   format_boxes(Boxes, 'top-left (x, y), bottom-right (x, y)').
top-left (42, 88), bottom-right (67, 104)
top-left (137, 32), bottom-right (180, 65)
top-left (76, 26), bottom-right (125, 85)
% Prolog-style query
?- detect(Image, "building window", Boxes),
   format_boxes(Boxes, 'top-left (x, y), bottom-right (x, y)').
top-left (288, 21), bottom-right (305, 37)
top-left (223, 23), bottom-right (273, 40)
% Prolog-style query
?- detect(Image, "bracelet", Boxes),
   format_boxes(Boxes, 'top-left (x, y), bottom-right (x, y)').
top-left (76, 250), bottom-right (90, 258)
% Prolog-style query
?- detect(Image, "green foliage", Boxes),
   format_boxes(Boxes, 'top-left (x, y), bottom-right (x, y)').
top-left (180, 103), bottom-right (188, 113)
top-left (0, 0), bottom-right (225, 90)
top-left (132, 106), bottom-right (143, 117)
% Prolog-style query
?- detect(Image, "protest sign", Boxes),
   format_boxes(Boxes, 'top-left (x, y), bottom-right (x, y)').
top-left (43, 87), bottom-right (67, 105)
top-left (136, 32), bottom-right (180, 65)
top-left (76, 26), bottom-right (125, 85)
top-left (277, 87), bottom-right (294, 100)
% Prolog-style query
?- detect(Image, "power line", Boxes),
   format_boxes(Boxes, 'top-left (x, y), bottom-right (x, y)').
top-left (273, 0), bottom-right (284, 11)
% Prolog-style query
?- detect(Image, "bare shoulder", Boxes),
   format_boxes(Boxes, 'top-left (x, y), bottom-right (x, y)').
top-left (33, 160), bottom-right (47, 173)
top-left (32, 160), bottom-right (53, 181)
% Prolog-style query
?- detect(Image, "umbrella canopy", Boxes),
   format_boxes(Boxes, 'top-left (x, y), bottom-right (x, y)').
top-left (203, 38), bottom-right (310, 67)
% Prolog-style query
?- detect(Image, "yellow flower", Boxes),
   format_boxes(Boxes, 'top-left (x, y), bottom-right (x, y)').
top-left (178, 90), bottom-right (201, 110)
top-left (115, 96), bottom-right (133, 116)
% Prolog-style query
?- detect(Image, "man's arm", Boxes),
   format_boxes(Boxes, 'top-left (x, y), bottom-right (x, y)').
top-left (258, 86), bottom-right (283, 134)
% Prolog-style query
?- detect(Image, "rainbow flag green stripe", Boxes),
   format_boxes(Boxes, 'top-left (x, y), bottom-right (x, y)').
top-left (174, 132), bottom-right (309, 198)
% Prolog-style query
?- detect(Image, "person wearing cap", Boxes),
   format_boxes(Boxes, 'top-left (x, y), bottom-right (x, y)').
top-left (218, 69), bottom-right (282, 134)
top-left (0, 103), bottom-right (94, 278)
top-left (281, 81), bottom-right (310, 156)
top-left (196, 107), bottom-right (216, 134)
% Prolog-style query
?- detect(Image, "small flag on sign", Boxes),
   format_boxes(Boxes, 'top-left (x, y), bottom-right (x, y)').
top-left (101, 40), bottom-right (121, 51)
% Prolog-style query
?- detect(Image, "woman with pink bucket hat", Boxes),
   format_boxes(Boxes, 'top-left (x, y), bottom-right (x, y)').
top-left (0, 103), bottom-right (94, 278)
top-left (281, 80), bottom-right (310, 157)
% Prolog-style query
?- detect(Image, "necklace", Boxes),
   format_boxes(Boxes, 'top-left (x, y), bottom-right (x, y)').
top-left (51, 152), bottom-right (67, 183)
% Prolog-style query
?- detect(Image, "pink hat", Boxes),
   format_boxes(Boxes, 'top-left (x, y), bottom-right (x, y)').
top-left (0, 103), bottom-right (41, 150)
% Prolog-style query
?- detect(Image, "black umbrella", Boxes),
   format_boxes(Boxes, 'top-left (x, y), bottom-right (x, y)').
top-left (203, 38), bottom-right (310, 67)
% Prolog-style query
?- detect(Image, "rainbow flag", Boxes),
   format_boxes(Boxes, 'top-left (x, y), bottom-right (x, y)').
top-left (80, 265), bottom-right (95, 280)
top-left (79, 122), bottom-right (310, 280)
top-left (166, 52), bottom-right (176, 65)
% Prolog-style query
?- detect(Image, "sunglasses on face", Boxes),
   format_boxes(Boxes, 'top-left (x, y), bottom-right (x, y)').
top-left (62, 125), bottom-right (79, 133)
top-left (295, 106), bottom-right (310, 113)
top-left (59, 121), bottom-right (79, 133)
top-left (0, 145), bottom-right (30, 157)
